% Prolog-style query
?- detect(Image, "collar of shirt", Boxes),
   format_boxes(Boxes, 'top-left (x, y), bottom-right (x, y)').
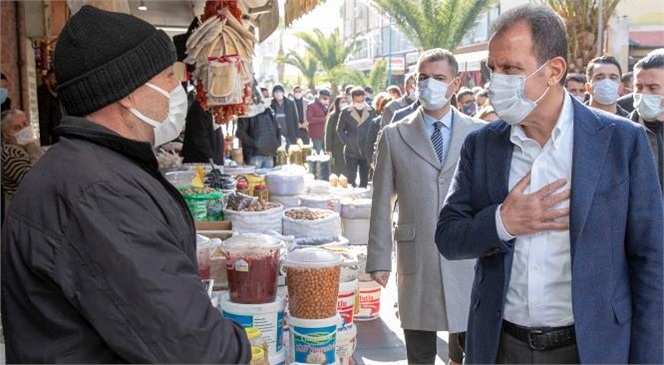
top-left (510, 92), bottom-right (574, 151)
top-left (421, 108), bottom-right (454, 138)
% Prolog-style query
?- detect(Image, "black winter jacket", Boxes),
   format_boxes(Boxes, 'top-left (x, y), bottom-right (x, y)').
top-left (336, 105), bottom-right (377, 159)
top-left (235, 107), bottom-right (281, 159)
top-left (1, 116), bottom-right (251, 364)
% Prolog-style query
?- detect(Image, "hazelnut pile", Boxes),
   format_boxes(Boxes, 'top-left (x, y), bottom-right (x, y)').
top-left (180, 186), bottom-right (218, 195)
top-left (237, 200), bottom-right (279, 212)
top-left (286, 265), bottom-right (340, 319)
top-left (285, 208), bottom-right (333, 221)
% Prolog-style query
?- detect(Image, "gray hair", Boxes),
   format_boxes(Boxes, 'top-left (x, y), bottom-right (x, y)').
top-left (417, 48), bottom-right (459, 76)
top-left (1, 109), bottom-right (25, 138)
top-left (634, 48), bottom-right (664, 71)
top-left (491, 4), bottom-right (568, 84)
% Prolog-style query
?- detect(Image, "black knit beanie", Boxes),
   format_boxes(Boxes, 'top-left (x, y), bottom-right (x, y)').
top-left (55, 5), bottom-right (176, 116)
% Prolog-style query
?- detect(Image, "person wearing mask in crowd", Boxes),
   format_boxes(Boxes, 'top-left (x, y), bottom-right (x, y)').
top-left (382, 74), bottom-right (417, 127)
top-left (325, 95), bottom-right (348, 176)
top-left (364, 86), bottom-right (374, 105)
top-left (292, 85), bottom-right (311, 144)
top-left (617, 72), bottom-right (636, 113)
top-left (436, 5), bottom-right (662, 364)
top-left (457, 88), bottom-right (478, 116)
top-left (1, 109), bottom-right (44, 212)
top-left (1, 6), bottom-right (251, 363)
top-left (386, 85), bottom-right (402, 100)
top-left (1, 73), bottom-right (12, 112)
top-left (630, 48), bottom-right (664, 194)
top-left (236, 85), bottom-right (282, 169)
top-left (270, 84), bottom-right (298, 148)
top-left (476, 88), bottom-right (489, 108)
top-left (305, 88), bottom-right (331, 154)
top-left (585, 56), bottom-right (629, 118)
top-left (37, 70), bottom-right (63, 145)
top-left (564, 73), bottom-right (587, 102)
top-left (368, 48), bottom-right (485, 365)
top-left (337, 87), bottom-right (376, 187)
top-left (181, 82), bottom-right (214, 163)
top-left (366, 92), bottom-right (392, 171)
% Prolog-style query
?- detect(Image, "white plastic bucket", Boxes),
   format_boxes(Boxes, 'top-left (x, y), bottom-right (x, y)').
top-left (219, 293), bottom-right (286, 356)
top-left (337, 279), bottom-right (358, 329)
top-left (341, 218), bottom-right (370, 245)
top-left (355, 280), bottom-right (381, 321)
top-left (287, 314), bottom-right (341, 364)
top-left (269, 349), bottom-right (286, 365)
top-left (336, 324), bottom-right (357, 365)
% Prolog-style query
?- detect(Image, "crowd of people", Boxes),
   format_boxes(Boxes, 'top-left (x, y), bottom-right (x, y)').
top-left (0, 2), bottom-right (662, 365)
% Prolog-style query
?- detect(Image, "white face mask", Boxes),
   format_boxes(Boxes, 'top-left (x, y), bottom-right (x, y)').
top-left (574, 94), bottom-right (586, 103)
top-left (418, 78), bottom-right (451, 110)
top-left (488, 62), bottom-right (550, 125)
top-left (339, 102), bottom-right (349, 110)
top-left (294, 92), bottom-right (303, 100)
top-left (320, 98), bottom-right (329, 106)
top-left (634, 93), bottom-right (664, 121)
top-left (274, 91), bottom-right (284, 101)
top-left (129, 82), bottom-right (188, 146)
top-left (14, 126), bottom-right (34, 146)
top-left (353, 102), bottom-right (366, 110)
top-left (591, 79), bottom-right (620, 105)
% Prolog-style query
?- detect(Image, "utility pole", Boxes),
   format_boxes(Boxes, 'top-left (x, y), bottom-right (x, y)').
top-left (597, 0), bottom-right (604, 57)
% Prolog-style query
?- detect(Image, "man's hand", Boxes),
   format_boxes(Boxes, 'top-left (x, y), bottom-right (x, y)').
top-left (370, 271), bottom-right (390, 288)
top-left (500, 172), bottom-right (570, 236)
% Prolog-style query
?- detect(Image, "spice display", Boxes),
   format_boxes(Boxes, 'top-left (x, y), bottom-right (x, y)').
top-left (285, 208), bottom-right (334, 220)
top-left (204, 169), bottom-right (236, 190)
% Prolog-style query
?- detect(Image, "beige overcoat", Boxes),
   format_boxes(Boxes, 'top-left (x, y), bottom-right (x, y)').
top-left (366, 107), bottom-right (484, 332)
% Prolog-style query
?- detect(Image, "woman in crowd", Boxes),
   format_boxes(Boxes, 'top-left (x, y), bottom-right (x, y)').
top-left (2, 109), bottom-right (44, 214)
top-left (366, 91), bottom-right (392, 173)
top-left (324, 95), bottom-right (348, 176)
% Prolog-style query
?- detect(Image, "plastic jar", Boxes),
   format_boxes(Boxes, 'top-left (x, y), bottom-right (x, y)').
top-left (282, 248), bottom-right (343, 319)
top-left (221, 234), bottom-right (283, 304)
top-left (250, 346), bottom-right (269, 365)
top-left (196, 235), bottom-right (214, 279)
top-left (246, 327), bottom-right (269, 360)
top-left (253, 184), bottom-right (269, 202)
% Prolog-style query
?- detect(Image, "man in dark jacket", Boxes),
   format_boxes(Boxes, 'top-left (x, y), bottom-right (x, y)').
top-left (236, 104), bottom-right (281, 168)
top-left (37, 70), bottom-right (63, 145)
top-left (1, 6), bottom-right (251, 364)
top-left (181, 87), bottom-right (214, 163)
top-left (270, 84), bottom-right (298, 148)
top-left (337, 87), bottom-right (377, 187)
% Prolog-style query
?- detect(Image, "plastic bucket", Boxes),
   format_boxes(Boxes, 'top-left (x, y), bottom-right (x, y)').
top-left (219, 293), bottom-right (286, 356)
top-left (337, 279), bottom-right (358, 329)
top-left (341, 218), bottom-right (370, 245)
top-left (269, 350), bottom-right (286, 365)
top-left (336, 324), bottom-right (357, 365)
top-left (355, 280), bottom-right (381, 321)
top-left (287, 314), bottom-right (340, 365)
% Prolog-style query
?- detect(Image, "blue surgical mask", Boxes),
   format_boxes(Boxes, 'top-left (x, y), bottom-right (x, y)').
top-left (461, 103), bottom-right (477, 116)
top-left (0, 87), bottom-right (7, 104)
top-left (488, 62), bottom-right (550, 125)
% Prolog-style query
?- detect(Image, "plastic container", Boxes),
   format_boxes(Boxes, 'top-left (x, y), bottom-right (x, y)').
top-left (246, 328), bottom-right (269, 360)
top-left (299, 194), bottom-right (341, 213)
top-left (254, 184), bottom-right (270, 202)
top-left (355, 280), bottom-right (382, 321)
top-left (336, 324), bottom-right (357, 365)
top-left (196, 235), bottom-right (214, 279)
top-left (251, 346), bottom-right (269, 365)
top-left (341, 218), bottom-right (371, 245)
top-left (219, 293), bottom-right (286, 356)
top-left (266, 169), bottom-right (306, 196)
top-left (221, 234), bottom-right (283, 304)
top-left (337, 279), bottom-right (359, 329)
top-left (164, 170), bottom-right (196, 188)
top-left (269, 350), bottom-right (286, 365)
top-left (282, 248), bottom-right (342, 319)
top-left (287, 314), bottom-right (340, 365)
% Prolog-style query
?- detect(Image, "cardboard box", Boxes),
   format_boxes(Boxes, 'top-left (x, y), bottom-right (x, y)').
top-left (195, 220), bottom-right (232, 231)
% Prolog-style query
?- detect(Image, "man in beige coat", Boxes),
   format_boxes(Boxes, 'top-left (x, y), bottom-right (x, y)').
top-left (367, 48), bottom-right (485, 364)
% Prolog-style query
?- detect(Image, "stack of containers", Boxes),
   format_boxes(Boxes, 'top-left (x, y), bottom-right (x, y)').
top-left (282, 248), bottom-right (343, 365)
top-left (340, 198), bottom-right (372, 245)
top-left (217, 234), bottom-right (287, 365)
top-left (349, 245), bottom-right (382, 322)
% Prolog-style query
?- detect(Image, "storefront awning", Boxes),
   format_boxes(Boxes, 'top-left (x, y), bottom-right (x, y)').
top-left (455, 50), bottom-right (488, 72)
top-left (284, 0), bottom-right (326, 28)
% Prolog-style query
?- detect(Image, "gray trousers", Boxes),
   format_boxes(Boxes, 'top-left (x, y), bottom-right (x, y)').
top-left (497, 328), bottom-right (580, 364)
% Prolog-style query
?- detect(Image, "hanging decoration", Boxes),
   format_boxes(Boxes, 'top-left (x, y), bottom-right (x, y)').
top-left (185, 0), bottom-right (257, 124)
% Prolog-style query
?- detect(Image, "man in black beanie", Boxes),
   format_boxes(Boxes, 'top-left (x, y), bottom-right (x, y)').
top-left (1, 6), bottom-right (251, 364)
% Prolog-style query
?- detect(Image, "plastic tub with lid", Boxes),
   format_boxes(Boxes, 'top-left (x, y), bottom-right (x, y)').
top-left (221, 233), bottom-right (283, 304)
top-left (281, 248), bottom-right (343, 319)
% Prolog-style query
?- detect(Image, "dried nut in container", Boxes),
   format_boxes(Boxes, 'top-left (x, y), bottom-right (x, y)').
top-left (286, 266), bottom-right (340, 319)
top-left (285, 208), bottom-right (333, 221)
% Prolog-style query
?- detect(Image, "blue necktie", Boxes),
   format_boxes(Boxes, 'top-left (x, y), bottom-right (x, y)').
top-left (431, 121), bottom-right (444, 163)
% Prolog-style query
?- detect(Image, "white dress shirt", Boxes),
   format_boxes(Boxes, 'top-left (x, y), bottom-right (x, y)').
top-left (421, 108), bottom-right (454, 163)
top-left (496, 93), bottom-right (575, 327)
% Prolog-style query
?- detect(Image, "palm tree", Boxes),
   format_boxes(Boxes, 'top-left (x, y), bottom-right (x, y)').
top-left (372, 0), bottom-right (496, 51)
top-left (294, 28), bottom-right (357, 96)
top-left (345, 60), bottom-right (388, 95)
top-left (543, 0), bottom-right (622, 74)
top-left (279, 50), bottom-right (318, 92)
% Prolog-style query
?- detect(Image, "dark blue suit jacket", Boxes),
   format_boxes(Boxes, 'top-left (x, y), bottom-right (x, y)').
top-left (436, 98), bottom-right (663, 364)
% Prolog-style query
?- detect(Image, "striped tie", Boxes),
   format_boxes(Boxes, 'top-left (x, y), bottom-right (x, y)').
top-left (431, 121), bottom-right (444, 163)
